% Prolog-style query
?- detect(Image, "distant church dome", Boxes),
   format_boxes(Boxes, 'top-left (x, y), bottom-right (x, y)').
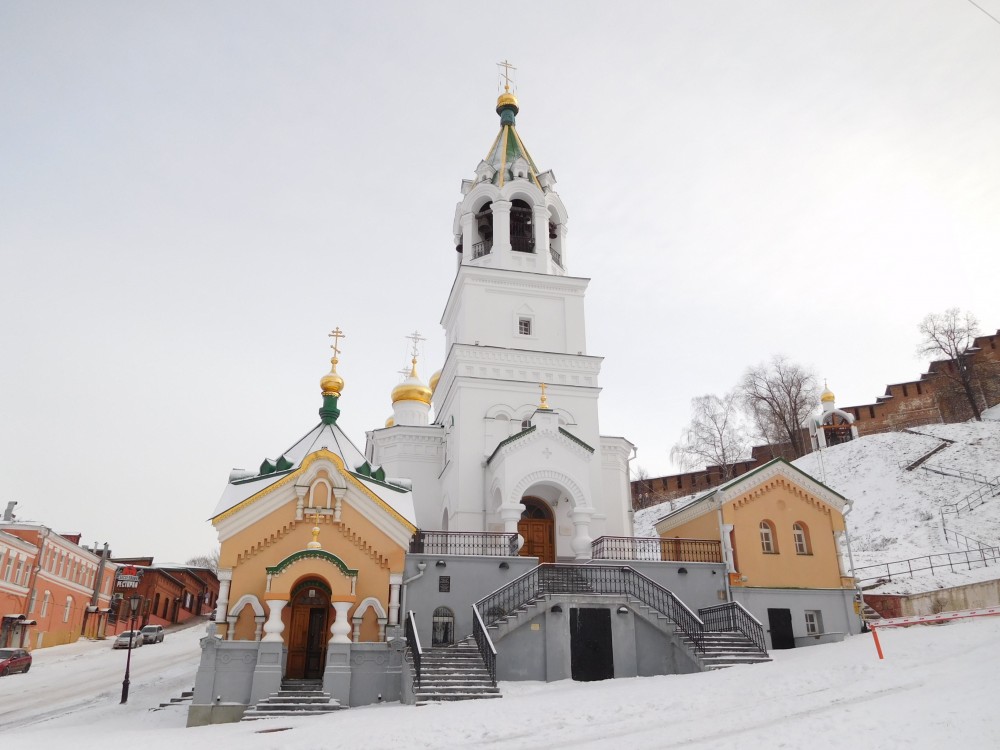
top-left (391, 360), bottom-right (432, 405)
top-left (385, 416), bottom-right (395, 428)
top-left (321, 363), bottom-right (345, 396)
top-left (429, 369), bottom-right (442, 394)
top-left (820, 384), bottom-right (835, 404)
top-left (496, 90), bottom-right (519, 114)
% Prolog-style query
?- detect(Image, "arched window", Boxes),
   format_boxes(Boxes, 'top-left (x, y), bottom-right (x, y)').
top-left (432, 607), bottom-right (455, 646)
top-left (41, 591), bottom-right (51, 617)
top-left (793, 522), bottom-right (811, 555)
top-left (510, 199), bottom-right (535, 253)
top-left (759, 521), bottom-right (778, 554)
top-left (473, 201), bottom-right (493, 258)
top-left (63, 596), bottom-right (73, 623)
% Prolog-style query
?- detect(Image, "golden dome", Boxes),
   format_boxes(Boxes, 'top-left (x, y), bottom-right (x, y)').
top-left (820, 384), bottom-right (835, 403)
top-left (429, 369), bottom-right (442, 393)
top-left (391, 359), bottom-right (432, 405)
top-left (320, 357), bottom-right (345, 396)
top-left (496, 90), bottom-right (519, 110)
top-left (385, 416), bottom-right (395, 428)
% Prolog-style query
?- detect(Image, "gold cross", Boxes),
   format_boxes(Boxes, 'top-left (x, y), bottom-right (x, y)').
top-left (539, 382), bottom-right (550, 410)
top-left (328, 327), bottom-right (346, 358)
top-left (497, 59), bottom-right (517, 92)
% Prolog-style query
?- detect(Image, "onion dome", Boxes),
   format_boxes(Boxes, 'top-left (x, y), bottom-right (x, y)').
top-left (391, 359), bottom-right (432, 405)
top-left (385, 416), bottom-right (395, 428)
top-left (429, 369), bottom-right (442, 394)
top-left (321, 358), bottom-right (345, 397)
top-left (820, 383), bottom-right (835, 404)
top-left (496, 88), bottom-right (519, 115)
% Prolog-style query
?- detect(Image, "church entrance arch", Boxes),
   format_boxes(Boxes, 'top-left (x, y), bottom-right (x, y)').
top-left (518, 497), bottom-right (555, 563)
top-left (286, 579), bottom-right (330, 680)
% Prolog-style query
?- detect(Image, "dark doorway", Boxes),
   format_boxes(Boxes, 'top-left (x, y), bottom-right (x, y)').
top-left (570, 608), bottom-right (614, 681)
top-left (767, 608), bottom-right (795, 650)
top-left (287, 581), bottom-right (330, 679)
top-left (432, 607), bottom-right (455, 646)
top-left (518, 497), bottom-right (555, 563)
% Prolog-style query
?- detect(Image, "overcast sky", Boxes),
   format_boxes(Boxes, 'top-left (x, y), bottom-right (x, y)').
top-left (2, 1), bottom-right (998, 562)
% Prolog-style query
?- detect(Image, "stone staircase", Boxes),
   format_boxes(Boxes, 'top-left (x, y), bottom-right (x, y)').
top-left (859, 601), bottom-right (883, 625)
top-left (241, 679), bottom-right (346, 720)
top-left (678, 632), bottom-right (771, 670)
top-left (151, 688), bottom-right (193, 711)
top-left (414, 641), bottom-right (502, 706)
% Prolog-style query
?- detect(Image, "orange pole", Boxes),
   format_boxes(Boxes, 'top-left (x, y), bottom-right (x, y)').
top-left (871, 627), bottom-right (884, 660)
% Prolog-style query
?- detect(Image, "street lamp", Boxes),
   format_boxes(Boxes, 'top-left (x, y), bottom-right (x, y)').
top-left (120, 594), bottom-right (142, 704)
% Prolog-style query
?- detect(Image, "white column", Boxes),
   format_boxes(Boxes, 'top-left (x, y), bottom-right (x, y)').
top-left (388, 574), bottom-right (402, 627)
top-left (215, 570), bottom-right (232, 624)
top-left (351, 618), bottom-right (362, 643)
top-left (330, 601), bottom-right (352, 644)
top-left (492, 200), bottom-right (512, 261)
top-left (461, 211), bottom-right (475, 258)
top-left (533, 205), bottom-right (550, 258)
top-left (570, 508), bottom-right (594, 560)
top-left (262, 600), bottom-right (287, 642)
top-left (253, 615), bottom-right (265, 642)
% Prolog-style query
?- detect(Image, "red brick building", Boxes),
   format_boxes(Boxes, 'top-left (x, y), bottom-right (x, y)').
top-left (109, 557), bottom-right (219, 630)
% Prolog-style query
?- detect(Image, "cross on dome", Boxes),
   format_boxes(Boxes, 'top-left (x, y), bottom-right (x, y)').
top-left (497, 59), bottom-right (517, 93)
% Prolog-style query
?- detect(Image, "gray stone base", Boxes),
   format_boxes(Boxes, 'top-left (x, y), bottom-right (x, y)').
top-left (186, 703), bottom-right (247, 727)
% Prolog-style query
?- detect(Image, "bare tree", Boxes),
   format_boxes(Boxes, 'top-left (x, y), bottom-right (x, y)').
top-left (186, 549), bottom-right (220, 572)
top-left (918, 308), bottom-right (982, 421)
top-left (740, 356), bottom-right (818, 459)
top-left (670, 391), bottom-right (750, 479)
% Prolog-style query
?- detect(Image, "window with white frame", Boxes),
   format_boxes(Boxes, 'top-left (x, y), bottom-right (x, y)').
top-left (63, 596), bottom-right (73, 623)
top-left (793, 522), bottom-right (811, 555)
top-left (14, 558), bottom-right (23, 585)
top-left (2, 554), bottom-right (12, 581)
top-left (28, 589), bottom-right (37, 613)
top-left (40, 591), bottom-right (51, 617)
top-left (517, 316), bottom-right (532, 336)
top-left (759, 520), bottom-right (777, 553)
top-left (805, 610), bottom-right (823, 635)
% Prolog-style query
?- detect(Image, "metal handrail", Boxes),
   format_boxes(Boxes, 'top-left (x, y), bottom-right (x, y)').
top-left (943, 527), bottom-right (994, 552)
top-left (471, 606), bottom-right (497, 687)
top-left (409, 530), bottom-right (519, 556)
top-left (699, 601), bottom-right (767, 653)
top-left (591, 535), bottom-right (722, 563)
top-left (405, 610), bottom-right (423, 688)
top-left (853, 547), bottom-right (1000, 583)
top-left (474, 563), bottom-right (706, 653)
top-left (940, 482), bottom-right (998, 518)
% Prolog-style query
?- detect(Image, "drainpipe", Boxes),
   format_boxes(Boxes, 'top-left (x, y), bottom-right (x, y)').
top-left (717, 509), bottom-right (733, 603)
top-left (841, 503), bottom-right (867, 633)
top-left (398, 561), bottom-right (427, 633)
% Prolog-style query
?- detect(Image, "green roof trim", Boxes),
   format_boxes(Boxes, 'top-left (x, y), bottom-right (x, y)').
top-left (487, 425), bottom-right (537, 465)
top-left (232, 468), bottom-right (295, 486)
top-left (348, 471), bottom-right (409, 493)
top-left (559, 427), bottom-right (595, 453)
top-left (266, 549), bottom-right (358, 578)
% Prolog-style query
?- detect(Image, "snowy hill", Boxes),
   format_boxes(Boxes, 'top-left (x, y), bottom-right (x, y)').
top-left (636, 411), bottom-right (1000, 597)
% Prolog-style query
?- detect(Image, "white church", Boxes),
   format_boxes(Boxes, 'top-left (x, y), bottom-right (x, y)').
top-left (366, 81), bottom-right (635, 564)
top-left (190, 72), bottom-right (774, 725)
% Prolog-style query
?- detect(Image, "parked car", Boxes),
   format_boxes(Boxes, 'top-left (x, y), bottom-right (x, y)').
top-left (112, 631), bottom-right (144, 649)
top-left (0, 648), bottom-right (32, 676)
top-left (140, 625), bottom-right (164, 644)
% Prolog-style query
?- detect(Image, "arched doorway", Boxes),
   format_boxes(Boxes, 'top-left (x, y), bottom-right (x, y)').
top-left (432, 607), bottom-right (455, 646)
top-left (286, 580), bottom-right (331, 680)
top-left (518, 497), bottom-right (555, 563)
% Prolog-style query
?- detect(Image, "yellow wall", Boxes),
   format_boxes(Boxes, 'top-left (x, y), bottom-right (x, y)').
top-left (656, 474), bottom-right (851, 591)
top-left (723, 477), bottom-right (847, 589)
top-left (218, 464), bottom-right (409, 643)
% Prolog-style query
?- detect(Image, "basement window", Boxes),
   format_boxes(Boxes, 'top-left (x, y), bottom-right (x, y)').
top-left (805, 610), bottom-right (823, 635)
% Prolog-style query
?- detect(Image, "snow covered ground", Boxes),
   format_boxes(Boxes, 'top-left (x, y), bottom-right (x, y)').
top-left (1, 614), bottom-right (998, 748)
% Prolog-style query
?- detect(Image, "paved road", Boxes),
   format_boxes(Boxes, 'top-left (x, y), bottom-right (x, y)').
top-left (0, 621), bottom-right (205, 730)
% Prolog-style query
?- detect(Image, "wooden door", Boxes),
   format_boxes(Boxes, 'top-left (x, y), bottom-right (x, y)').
top-left (518, 497), bottom-right (555, 563)
top-left (286, 583), bottom-right (330, 679)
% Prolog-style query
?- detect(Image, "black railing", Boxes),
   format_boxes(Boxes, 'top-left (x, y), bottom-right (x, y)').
top-left (943, 527), bottom-right (995, 552)
top-left (853, 546), bottom-right (1000, 583)
top-left (471, 606), bottom-right (497, 687)
top-left (472, 240), bottom-right (493, 259)
top-left (699, 601), bottom-right (767, 654)
top-left (591, 536), bottom-right (723, 563)
top-left (405, 610), bottom-right (423, 689)
top-left (549, 247), bottom-right (562, 266)
top-left (511, 236), bottom-right (535, 253)
top-left (409, 530), bottom-right (520, 556)
top-left (475, 563), bottom-right (705, 653)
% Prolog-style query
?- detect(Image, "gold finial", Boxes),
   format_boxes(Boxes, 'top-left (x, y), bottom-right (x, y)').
top-left (498, 59), bottom-right (517, 93)
top-left (320, 327), bottom-right (346, 396)
top-left (306, 510), bottom-right (322, 550)
top-left (539, 382), bottom-right (550, 410)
